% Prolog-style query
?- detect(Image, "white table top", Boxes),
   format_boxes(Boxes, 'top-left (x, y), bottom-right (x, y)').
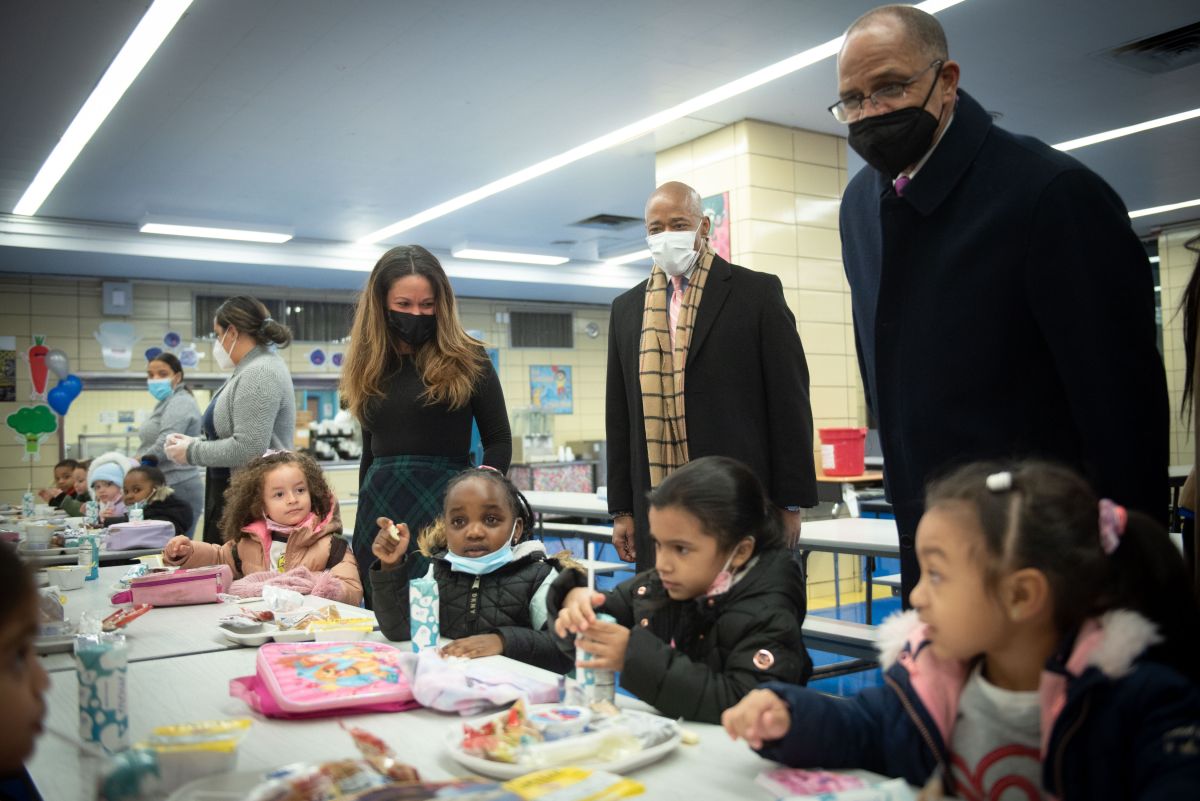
top-left (797, 517), bottom-right (899, 558)
top-left (29, 648), bottom-right (797, 801)
top-left (523, 490), bottom-right (610, 518)
top-left (37, 566), bottom-right (377, 673)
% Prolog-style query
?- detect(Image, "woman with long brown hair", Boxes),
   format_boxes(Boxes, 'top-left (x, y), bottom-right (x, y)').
top-left (341, 245), bottom-right (511, 605)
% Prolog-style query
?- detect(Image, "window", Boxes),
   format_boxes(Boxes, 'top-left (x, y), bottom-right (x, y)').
top-left (284, 300), bottom-right (355, 343)
top-left (194, 295), bottom-right (353, 342)
top-left (510, 311), bottom-right (573, 348)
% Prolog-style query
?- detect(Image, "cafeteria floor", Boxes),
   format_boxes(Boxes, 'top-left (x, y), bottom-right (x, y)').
top-left (553, 537), bottom-right (899, 697)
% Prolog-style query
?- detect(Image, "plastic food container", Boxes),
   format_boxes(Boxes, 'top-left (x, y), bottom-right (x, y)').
top-left (45, 565), bottom-right (86, 590)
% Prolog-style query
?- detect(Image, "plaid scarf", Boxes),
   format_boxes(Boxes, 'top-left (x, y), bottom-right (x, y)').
top-left (638, 246), bottom-right (714, 488)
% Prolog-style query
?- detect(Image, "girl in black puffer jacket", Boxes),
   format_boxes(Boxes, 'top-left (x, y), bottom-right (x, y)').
top-left (550, 456), bottom-right (812, 723)
top-left (370, 468), bottom-right (579, 673)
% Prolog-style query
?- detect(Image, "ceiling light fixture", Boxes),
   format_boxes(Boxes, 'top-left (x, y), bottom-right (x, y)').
top-left (1128, 198), bottom-right (1200, 220)
top-left (357, 0), bottom-right (968, 244)
top-left (12, 0), bottom-right (194, 216)
top-left (451, 248), bottom-right (569, 265)
top-left (605, 249), bottom-right (652, 265)
top-left (1054, 107), bottom-right (1200, 152)
top-left (140, 223), bottom-right (293, 243)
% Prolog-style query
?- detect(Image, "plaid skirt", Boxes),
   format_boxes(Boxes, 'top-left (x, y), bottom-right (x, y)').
top-left (352, 454), bottom-right (467, 608)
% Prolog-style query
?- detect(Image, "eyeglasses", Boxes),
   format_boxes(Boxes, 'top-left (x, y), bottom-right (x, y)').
top-left (828, 60), bottom-right (944, 123)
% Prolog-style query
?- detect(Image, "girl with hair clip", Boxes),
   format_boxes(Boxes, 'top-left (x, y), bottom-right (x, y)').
top-left (723, 460), bottom-right (1200, 800)
top-left (163, 451), bottom-right (360, 605)
top-left (370, 467), bottom-right (576, 673)
top-left (163, 296), bottom-right (295, 544)
top-left (550, 456), bottom-right (812, 724)
top-left (341, 246), bottom-right (512, 606)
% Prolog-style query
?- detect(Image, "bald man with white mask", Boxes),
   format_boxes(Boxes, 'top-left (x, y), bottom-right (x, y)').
top-left (606, 181), bottom-right (818, 571)
top-left (835, 5), bottom-right (1168, 607)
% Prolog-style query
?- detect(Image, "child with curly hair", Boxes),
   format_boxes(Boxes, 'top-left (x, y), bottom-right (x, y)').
top-left (162, 451), bottom-right (360, 605)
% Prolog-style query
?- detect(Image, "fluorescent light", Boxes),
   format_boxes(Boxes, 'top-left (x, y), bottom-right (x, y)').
top-left (358, 0), bottom-right (968, 243)
top-left (451, 248), bottom-right (568, 266)
top-left (605, 249), bottom-right (652, 265)
top-left (140, 223), bottom-right (293, 243)
top-left (1149, 256), bottom-right (1160, 264)
top-left (1128, 198), bottom-right (1200, 220)
top-left (1054, 108), bottom-right (1200, 152)
top-left (12, 0), bottom-right (193, 216)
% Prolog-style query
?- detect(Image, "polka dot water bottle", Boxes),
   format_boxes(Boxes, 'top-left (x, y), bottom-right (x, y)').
top-left (74, 616), bottom-right (129, 754)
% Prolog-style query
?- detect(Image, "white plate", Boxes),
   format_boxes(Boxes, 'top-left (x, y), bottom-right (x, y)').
top-left (35, 634), bottom-right (76, 655)
top-left (166, 770), bottom-right (263, 801)
top-left (219, 623), bottom-right (316, 647)
top-left (444, 705), bottom-right (681, 779)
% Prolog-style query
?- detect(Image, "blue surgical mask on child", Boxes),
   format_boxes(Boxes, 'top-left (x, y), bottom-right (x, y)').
top-left (147, 379), bottom-right (173, 401)
top-left (445, 520), bottom-right (520, 575)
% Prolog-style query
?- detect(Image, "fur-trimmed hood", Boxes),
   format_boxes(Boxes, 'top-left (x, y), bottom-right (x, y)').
top-left (87, 450), bottom-right (137, 489)
top-left (876, 608), bottom-right (1164, 755)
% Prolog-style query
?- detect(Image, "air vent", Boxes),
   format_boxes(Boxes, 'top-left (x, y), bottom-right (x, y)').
top-left (571, 213), bottom-right (642, 229)
top-left (549, 239), bottom-right (577, 245)
top-left (510, 311), bottom-right (574, 348)
top-left (1105, 21), bottom-right (1200, 74)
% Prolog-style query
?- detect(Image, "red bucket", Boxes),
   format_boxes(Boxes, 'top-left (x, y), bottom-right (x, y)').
top-left (818, 427), bottom-right (867, 476)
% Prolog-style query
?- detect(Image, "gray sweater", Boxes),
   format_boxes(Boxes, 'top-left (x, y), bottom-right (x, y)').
top-left (186, 346), bottom-right (295, 469)
top-left (135, 385), bottom-right (202, 485)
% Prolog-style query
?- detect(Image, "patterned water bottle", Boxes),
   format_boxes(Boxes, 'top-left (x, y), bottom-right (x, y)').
top-left (74, 621), bottom-right (129, 754)
top-left (576, 613), bottom-right (617, 704)
top-left (409, 573), bottom-right (440, 652)
top-left (22, 486), bottom-right (35, 518)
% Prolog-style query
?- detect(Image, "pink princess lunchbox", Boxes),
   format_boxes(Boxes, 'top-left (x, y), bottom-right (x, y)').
top-left (110, 564), bottom-right (234, 606)
top-left (230, 641), bottom-right (417, 719)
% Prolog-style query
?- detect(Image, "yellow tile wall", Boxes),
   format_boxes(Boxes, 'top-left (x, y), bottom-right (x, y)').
top-left (1159, 224), bottom-right (1200, 467)
top-left (656, 119), bottom-right (867, 598)
top-left (0, 274), bottom-right (611, 505)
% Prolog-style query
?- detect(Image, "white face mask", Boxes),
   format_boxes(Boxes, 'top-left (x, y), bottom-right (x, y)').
top-left (647, 223), bottom-right (703, 277)
top-left (213, 330), bottom-right (237, 371)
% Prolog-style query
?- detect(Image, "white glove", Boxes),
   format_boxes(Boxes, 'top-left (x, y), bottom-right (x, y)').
top-left (163, 434), bottom-right (196, 465)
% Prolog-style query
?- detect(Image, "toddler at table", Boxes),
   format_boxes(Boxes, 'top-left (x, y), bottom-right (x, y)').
top-left (370, 466), bottom-right (578, 673)
top-left (722, 461), bottom-right (1200, 799)
top-left (550, 456), bottom-right (812, 724)
top-left (86, 451), bottom-right (135, 525)
top-left (163, 450), bottom-right (361, 605)
top-left (54, 462), bottom-right (90, 518)
top-left (100, 466), bottom-right (193, 535)
top-left (35, 458), bottom-right (77, 510)
top-left (0, 536), bottom-right (50, 801)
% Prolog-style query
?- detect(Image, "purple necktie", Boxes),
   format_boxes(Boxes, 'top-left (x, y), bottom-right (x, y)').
top-left (894, 175), bottom-right (911, 196)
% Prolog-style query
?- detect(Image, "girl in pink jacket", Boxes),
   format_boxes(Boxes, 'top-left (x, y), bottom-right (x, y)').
top-left (163, 451), bottom-right (360, 605)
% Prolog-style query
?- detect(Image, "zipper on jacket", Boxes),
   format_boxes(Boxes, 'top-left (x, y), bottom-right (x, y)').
top-left (1052, 694), bottom-right (1090, 799)
top-left (885, 674), bottom-right (950, 792)
top-left (466, 576), bottom-right (481, 624)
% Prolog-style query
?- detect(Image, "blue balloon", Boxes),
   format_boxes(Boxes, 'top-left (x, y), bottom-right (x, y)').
top-left (47, 384), bottom-right (72, 415)
top-left (59, 374), bottom-right (83, 401)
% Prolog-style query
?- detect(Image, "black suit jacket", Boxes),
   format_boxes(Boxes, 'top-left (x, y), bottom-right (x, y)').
top-left (840, 90), bottom-right (1168, 587)
top-left (606, 255), bottom-right (818, 569)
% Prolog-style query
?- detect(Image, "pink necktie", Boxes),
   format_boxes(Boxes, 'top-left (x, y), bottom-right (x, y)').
top-left (894, 175), bottom-right (911, 196)
top-left (668, 275), bottom-right (685, 349)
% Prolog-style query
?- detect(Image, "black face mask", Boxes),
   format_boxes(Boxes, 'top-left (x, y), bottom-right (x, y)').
top-left (387, 311), bottom-right (437, 346)
top-left (846, 68), bottom-right (944, 179)
top-left (847, 107), bottom-right (940, 179)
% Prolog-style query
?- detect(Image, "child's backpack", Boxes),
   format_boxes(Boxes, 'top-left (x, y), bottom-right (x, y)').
top-left (109, 564), bottom-right (234, 606)
top-left (229, 641), bottom-right (417, 719)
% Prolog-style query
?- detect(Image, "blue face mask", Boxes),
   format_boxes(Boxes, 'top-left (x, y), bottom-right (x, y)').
top-left (445, 521), bottom-right (519, 575)
top-left (147, 378), bottom-right (173, 401)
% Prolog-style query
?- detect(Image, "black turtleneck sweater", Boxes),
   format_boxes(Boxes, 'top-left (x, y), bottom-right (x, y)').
top-left (359, 355), bottom-right (511, 485)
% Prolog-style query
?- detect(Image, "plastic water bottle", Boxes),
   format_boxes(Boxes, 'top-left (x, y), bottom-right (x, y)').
top-left (78, 533), bottom-right (100, 580)
top-left (22, 486), bottom-right (34, 518)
